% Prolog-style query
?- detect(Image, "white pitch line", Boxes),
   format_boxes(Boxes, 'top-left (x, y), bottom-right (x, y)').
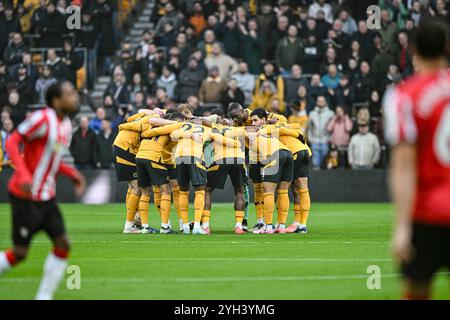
top-left (0, 240), bottom-right (390, 245)
top-left (2, 272), bottom-right (449, 284)
top-left (49, 257), bottom-right (393, 262)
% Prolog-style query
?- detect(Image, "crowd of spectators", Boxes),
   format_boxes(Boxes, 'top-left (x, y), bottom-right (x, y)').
top-left (1, 0), bottom-right (450, 171)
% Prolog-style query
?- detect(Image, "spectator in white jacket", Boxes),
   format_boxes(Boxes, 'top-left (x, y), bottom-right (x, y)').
top-left (348, 122), bottom-right (381, 169)
top-left (308, 0), bottom-right (334, 24)
top-left (307, 95), bottom-right (335, 168)
top-left (231, 62), bottom-right (255, 106)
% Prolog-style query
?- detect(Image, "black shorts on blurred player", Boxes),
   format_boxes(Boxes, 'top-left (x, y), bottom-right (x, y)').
top-left (249, 162), bottom-right (262, 183)
top-left (261, 149), bottom-right (294, 183)
top-left (402, 224), bottom-right (450, 282)
top-left (112, 146), bottom-right (138, 182)
top-left (9, 193), bottom-right (66, 246)
top-left (293, 150), bottom-right (310, 179)
top-left (166, 164), bottom-right (177, 180)
top-left (207, 158), bottom-right (246, 190)
top-left (136, 158), bottom-right (169, 187)
top-left (175, 156), bottom-right (207, 187)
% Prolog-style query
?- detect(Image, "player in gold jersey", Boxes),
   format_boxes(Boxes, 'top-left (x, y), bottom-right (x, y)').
top-left (113, 111), bottom-right (153, 234)
top-left (247, 108), bottom-right (293, 234)
top-left (203, 110), bottom-right (248, 234)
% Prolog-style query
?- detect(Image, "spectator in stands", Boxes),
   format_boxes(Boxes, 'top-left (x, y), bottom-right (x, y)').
top-left (22, 51), bottom-right (39, 87)
top-left (60, 40), bottom-right (84, 86)
top-left (158, 21), bottom-right (177, 48)
top-left (0, 61), bottom-right (10, 107)
top-left (327, 106), bottom-right (353, 149)
top-left (331, 74), bottom-right (354, 113)
top-left (0, 5), bottom-right (22, 58)
top-left (238, 18), bottom-right (264, 75)
top-left (268, 15), bottom-right (289, 60)
top-left (369, 90), bottom-right (382, 118)
top-left (154, 1), bottom-right (183, 35)
top-left (38, 2), bottom-right (66, 48)
top-left (290, 84), bottom-right (315, 114)
top-left (14, 63), bottom-right (34, 106)
top-left (145, 68), bottom-right (158, 97)
top-left (353, 20), bottom-right (374, 56)
top-left (189, 2), bottom-right (207, 35)
top-left (339, 9), bottom-right (357, 35)
top-left (70, 116), bottom-right (97, 170)
top-left (197, 29), bottom-right (221, 58)
top-left (345, 40), bottom-right (366, 67)
top-left (204, 43), bottom-right (238, 80)
top-left (309, 0), bottom-right (333, 24)
top-left (256, 1), bottom-right (276, 57)
top-left (371, 42), bottom-right (395, 90)
top-left (275, 24), bottom-right (303, 74)
top-left (222, 17), bottom-right (241, 59)
top-left (187, 95), bottom-right (201, 115)
top-left (178, 57), bottom-right (204, 102)
top-left (89, 107), bottom-right (106, 135)
top-left (3, 32), bottom-right (27, 74)
top-left (46, 49), bottom-right (69, 82)
top-left (157, 65), bottom-right (178, 100)
top-left (267, 97), bottom-right (285, 116)
top-left (353, 61), bottom-right (373, 103)
top-left (35, 64), bottom-right (57, 104)
top-left (255, 62), bottom-right (284, 102)
top-left (198, 66), bottom-right (227, 106)
top-left (348, 121), bottom-right (381, 170)
top-left (382, 64), bottom-right (402, 93)
top-left (323, 144), bottom-right (340, 169)
top-left (90, 0), bottom-right (115, 74)
top-left (379, 9), bottom-right (398, 52)
top-left (308, 95), bottom-right (335, 168)
top-left (250, 80), bottom-right (281, 111)
top-left (221, 79), bottom-right (244, 114)
top-left (395, 30), bottom-right (412, 77)
top-left (300, 34), bottom-right (322, 74)
top-left (287, 101), bottom-right (308, 133)
top-left (231, 62), bottom-right (255, 106)
top-left (104, 69), bottom-right (130, 105)
top-left (283, 65), bottom-right (308, 104)
top-left (0, 117), bottom-right (13, 171)
top-left (95, 118), bottom-right (115, 169)
top-left (321, 64), bottom-right (341, 92)
top-left (129, 73), bottom-right (145, 99)
top-left (155, 87), bottom-right (175, 109)
top-left (175, 32), bottom-right (193, 67)
top-left (102, 94), bottom-right (119, 119)
top-left (309, 73), bottom-right (327, 102)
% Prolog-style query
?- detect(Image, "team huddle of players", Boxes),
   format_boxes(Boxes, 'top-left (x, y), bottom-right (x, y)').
top-left (112, 102), bottom-right (312, 235)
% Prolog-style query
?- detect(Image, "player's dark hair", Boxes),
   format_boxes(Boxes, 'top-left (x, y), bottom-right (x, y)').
top-left (411, 17), bottom-right (449, 59)
top-left (211, 108), bottom-right (225, 118)
top-left (250, 108), bottom-right (268, 120)
top-left (164, 107), bottom-right (178, 115)
top-left (164, 111), bottom-right (185, 121)
top-left (45, 81), bottom-right (66, 108)
top-left (228, 102), bottom-right (243, 114)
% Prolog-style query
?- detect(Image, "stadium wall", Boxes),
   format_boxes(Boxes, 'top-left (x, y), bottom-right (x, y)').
top-left (0, 168), bottom-right (389, 203)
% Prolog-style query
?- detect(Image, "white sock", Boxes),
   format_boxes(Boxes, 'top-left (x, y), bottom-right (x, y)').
top-left (279, 224), bottom-right (285, 229)
top-left (193, 222), bottom-right (201, 229)
top-left (235, 222), bottom-right (242, 228)
top-left (266, 224), bottom-right (273, 230)
top-left (257, 218), bottom-right (263, 224)
top-left (168, 220), bottom-right (172, 227)
top-left (142, 224), bottom-right (149, 229)
top-left (0, 251), bottom-right (12, 275)
top-left (125, 221), bottom-right (133, 228)
top-left (178, 219), bottom-right (183, 227)
top-left (293, 221), bottom-right (300, 227)
top-left (202, 222), bottom-right (210, 229)
top-left (298, 223), bottom-right (306, 228)
top-left (35, 252), bottom-right (68, 300)
top-left (161, 223), bottom-right (169, 228)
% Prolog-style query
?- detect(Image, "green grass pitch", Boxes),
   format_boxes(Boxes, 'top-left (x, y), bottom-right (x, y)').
top-left (0, 202), bottom-right (448, 300)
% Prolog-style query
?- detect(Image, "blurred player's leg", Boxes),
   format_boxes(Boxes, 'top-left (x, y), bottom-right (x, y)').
top-left (192, 187), bottom-right (207, 235)
top-left (153, 186), bottom-right (161, 215)
top-left (179, 187), bottom-right (190, 234)
top-left (159, 184), bottom-right (176, 234)
top-left (0, 246), bottom-right (26, 275)
top-left (253, 182), bottom-right (264, 230)
top-left (275, 184), bottom-right (290, 233)
top-left (203, 186), bottom-right (213, 234)
top-left (234, 189), bottom-right (245, 234)
top-left (170, 180), bottom-right (183, 232)
top-left (138, 187), bottom-right (157, 234)
top-left (243, 184), bottom-right (250, 231)
top-left (124, 180), bottom-right (141, 234)
top-left (35, 235), bottom-right (70, 300)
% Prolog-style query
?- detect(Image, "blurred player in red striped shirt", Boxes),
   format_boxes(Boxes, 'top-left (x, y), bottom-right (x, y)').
top-left (384, 18), bottom-right (450, 300)
top-left (0, 81), bottom-right (85, 300)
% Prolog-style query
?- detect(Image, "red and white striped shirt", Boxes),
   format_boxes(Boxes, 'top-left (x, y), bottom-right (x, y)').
top-left (7, 107), bottom-right (73, 201)
top-left (384, 70), bottom-right (450, 225)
